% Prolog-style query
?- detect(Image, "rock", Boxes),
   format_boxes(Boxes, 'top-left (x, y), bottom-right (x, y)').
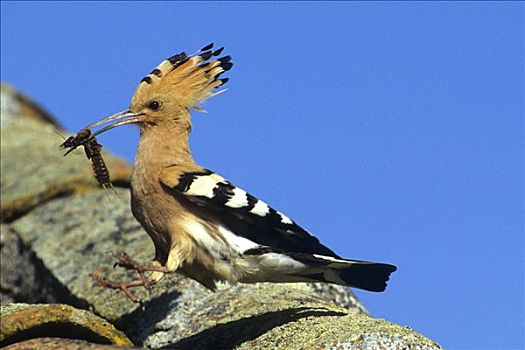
top-left (0, 224), bottom-right (57, 304)
top-left (0, 303), bottom-right (133, 348)
top-left (0, 84), bottom-right (61, 128)
top-left (0, 84), bottom-right (443, 349)
top-left (9, 189), bottom-right (185, 322)
top-left (3, 338), bottom-right (138, 350)
top-left (9, 190), bottom-right (369, 343)
top-left (140, 282), bottom-right (441, 350)
top-left (0, 84), bottom-right (131, 222)
top-left (7, 156), bottom-right (440, 350)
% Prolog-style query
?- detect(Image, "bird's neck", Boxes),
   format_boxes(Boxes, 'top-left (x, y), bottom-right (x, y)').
top-left (135, 122), bottom-right (194, 171)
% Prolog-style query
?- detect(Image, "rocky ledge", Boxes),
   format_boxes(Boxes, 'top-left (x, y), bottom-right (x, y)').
top-left (0, 84), bottom-right (442, 349)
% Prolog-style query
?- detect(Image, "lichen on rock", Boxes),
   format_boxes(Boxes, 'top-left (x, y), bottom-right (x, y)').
top-left (0, 84), bottom-right (443, 349)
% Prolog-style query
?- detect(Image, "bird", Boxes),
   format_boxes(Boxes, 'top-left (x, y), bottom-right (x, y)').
top-left (72, 44), bottom-right (396, 298)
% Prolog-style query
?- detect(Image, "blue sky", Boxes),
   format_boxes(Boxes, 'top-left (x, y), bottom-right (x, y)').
top-left (1, 2), bottom-right (523, 349)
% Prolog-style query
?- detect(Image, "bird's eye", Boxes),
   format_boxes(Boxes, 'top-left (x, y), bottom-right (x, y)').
top-left (148, 100), bottom-right (160, 111)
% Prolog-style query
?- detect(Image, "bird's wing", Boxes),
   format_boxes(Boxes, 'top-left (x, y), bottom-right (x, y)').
top-left (159, 166), bottom-right (340, 257)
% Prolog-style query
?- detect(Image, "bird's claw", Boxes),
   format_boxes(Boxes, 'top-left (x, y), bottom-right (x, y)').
top-left (89, 252), bottom-right (169, 302)
top-left (90, 272), bottom-right (141, 303)
top-left (110, 251), bottom-right (168, 289)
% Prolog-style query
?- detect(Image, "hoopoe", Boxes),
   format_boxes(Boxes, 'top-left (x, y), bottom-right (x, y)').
top-left (69, 44), bottom-right (396, 298)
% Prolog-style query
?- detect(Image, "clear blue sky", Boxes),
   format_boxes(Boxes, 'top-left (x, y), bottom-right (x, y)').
top-left (2, 2), bottom-right (523, 349)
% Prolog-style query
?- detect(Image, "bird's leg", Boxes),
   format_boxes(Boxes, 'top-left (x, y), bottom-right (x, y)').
top-left (111, 251), bottom-right (169, 289)
top-left (90, 273), bottom-right (149, 303)
top-left (90, 252), bottom-right (170, 302)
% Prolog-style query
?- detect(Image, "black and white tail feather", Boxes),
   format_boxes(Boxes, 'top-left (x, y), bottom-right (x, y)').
top-left (243, 247), bottom-right (396, 292)
top-left (160, 167), bottom-right (397, 292)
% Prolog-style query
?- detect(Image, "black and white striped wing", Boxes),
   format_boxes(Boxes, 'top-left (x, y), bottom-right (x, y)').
top-left (159, 168), bottom-right (340, 257)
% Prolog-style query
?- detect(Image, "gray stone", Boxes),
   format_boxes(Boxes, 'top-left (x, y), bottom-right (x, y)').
top-left (0, 303), bottom-right (133, 348)
top-left (0, 224), bottom-right (58, 304)
top-left (10, 190), bottom-right (372, 346)
top-left (1, 84), bottom-right (442, 349)
top-left (3, 338), bottom-right (139, 350)
top-left (0, 84), bottom-right (131, 222)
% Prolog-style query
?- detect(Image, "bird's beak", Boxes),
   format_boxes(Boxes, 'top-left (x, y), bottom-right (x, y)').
top-left (84, 109), bottom-right (143, 138)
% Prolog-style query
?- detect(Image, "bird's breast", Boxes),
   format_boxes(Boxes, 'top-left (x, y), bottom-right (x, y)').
top-left (130, 167), bottom-right (176, 255)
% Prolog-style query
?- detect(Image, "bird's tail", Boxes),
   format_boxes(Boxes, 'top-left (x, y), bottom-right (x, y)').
top-left (139, 43), bottom-right (233, 110)
top-left (298, 254), bottom-right (397, 292)
top-left (245, 249), bottom-right (397, 292)
top-left (333, 259), bottom-right (397, 292)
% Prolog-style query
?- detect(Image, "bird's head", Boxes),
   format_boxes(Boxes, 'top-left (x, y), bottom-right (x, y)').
top-left (84, 44), bottom-right (232, 138)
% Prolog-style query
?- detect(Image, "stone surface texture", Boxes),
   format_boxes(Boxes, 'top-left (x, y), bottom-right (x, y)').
top-left (0, 303), bottom-right (133, 347)
top-left (3, 338), bottom-right (139, 350)
top-left (0, 84), bottom-right (131, 222)
top-left (0, 84), bottom-right (442, 349)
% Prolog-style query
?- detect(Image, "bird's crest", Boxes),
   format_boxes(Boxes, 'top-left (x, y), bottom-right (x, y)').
top-left (133, 43), bottom-right (232, 112)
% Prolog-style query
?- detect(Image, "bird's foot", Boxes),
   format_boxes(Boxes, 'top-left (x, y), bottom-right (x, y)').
top-left (89, 252), bottom-right (170, 302)
top-left (111, 251), bottom-right (169, 289)
top-left (90, 273), bottom-right (148, 302)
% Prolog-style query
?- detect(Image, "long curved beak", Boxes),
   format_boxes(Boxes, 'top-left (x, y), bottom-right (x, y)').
top-left (84, 110), bottom-right (143, 138)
